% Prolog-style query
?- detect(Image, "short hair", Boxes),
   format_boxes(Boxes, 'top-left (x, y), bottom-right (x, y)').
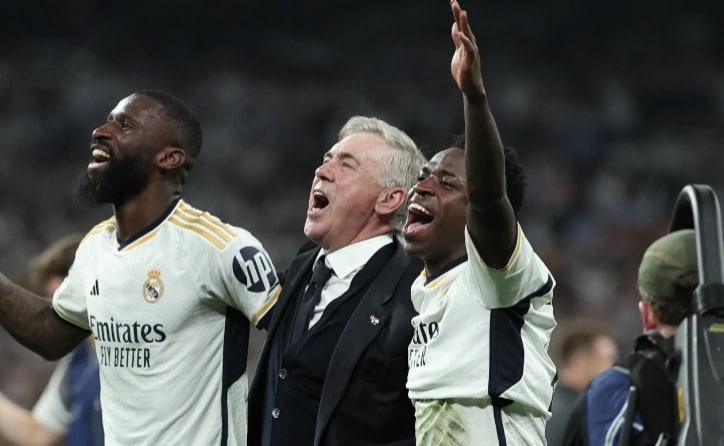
top-left (25, 233), bottom-right (84, 295)
top-left (639, 274), bottom-right (696, 326)
top-left (551, 320), bottom-right (615, 367)
top-left (451, 135), bottom-right (527, 218)
top-left (134, 89), bottom-right (202, 184)
top-left (339, 116), bottom-right (427, 233)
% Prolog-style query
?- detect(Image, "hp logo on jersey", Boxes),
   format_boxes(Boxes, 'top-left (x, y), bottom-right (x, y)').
top-left (232, 247), bottom-right (277, 292)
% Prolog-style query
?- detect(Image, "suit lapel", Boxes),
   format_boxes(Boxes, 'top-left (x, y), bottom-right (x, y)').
top-left (314, 242), bottom-right (409, 444)
top-left (267, 248), bottom-right (319, 338)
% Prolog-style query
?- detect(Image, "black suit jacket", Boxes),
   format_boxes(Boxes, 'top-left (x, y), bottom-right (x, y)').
top-left (249, 239), bottom-right (421, 446)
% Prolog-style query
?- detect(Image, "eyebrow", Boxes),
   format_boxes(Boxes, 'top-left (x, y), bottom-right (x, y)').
top-left (439, 169), bottom-right (461, 178)
top-left (422, 164), bottom-right (461, 179)
top-left (325, 150), bottom-right (361, 166)
top-left (107, 111), bottom-right (132, 122)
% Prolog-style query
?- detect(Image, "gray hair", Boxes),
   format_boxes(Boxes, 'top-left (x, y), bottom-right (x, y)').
top-left (339, 116), bottom-right (427, 233)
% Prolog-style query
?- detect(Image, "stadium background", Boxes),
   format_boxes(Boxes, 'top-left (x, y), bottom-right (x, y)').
top-left (1, 0), bottom-right (723, 416)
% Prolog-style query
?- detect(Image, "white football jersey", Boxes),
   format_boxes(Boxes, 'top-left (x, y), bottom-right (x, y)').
top-left (53, 200), bottom-right (280, 446)
top-left (407, 225), bottom-right (556, 444)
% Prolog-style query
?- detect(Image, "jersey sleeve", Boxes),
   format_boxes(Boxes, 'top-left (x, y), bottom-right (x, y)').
top-left (211, 228), bottom-right (281, 327)
top-left (32, 355), bottom-right (73, 435)
top-left (463, 224), bottom-right (554, 309)
top-left (51, 251), bottom-right (89, 330)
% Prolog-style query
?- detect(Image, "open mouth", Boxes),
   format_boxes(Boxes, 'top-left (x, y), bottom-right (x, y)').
top-left (311, 190), bottom-right (329, 210)
top-left (89, 144), bottom-right (111, 167)
top-left (404, 203), bottom-right (434, 235)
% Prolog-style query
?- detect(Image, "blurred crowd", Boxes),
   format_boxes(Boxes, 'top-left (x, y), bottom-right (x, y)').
top-left (1, 0), bottom-right (723, 415)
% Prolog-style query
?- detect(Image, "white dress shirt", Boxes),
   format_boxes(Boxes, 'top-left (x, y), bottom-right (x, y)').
top-left (308, 234), bottom-right (393, 327)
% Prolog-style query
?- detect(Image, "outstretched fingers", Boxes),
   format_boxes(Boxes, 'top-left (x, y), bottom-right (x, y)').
top-left (450, 1), bottom-right (476, 53)
top-left (449, 0), bottom-right (485, 103)
top-left (457, 6), bottom-right (476, 45)
top-left (451, 21), bottom-right (462, 48)
top-left (451, 0), bottom-right (461, 23)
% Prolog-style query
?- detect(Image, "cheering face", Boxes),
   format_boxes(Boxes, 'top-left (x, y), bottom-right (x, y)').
top-left (404, 148), bottom-right (468, 270)
top-left (304, 133), bottom-right (389, 252)
top-left (76, 94), bottom-right (173, 207)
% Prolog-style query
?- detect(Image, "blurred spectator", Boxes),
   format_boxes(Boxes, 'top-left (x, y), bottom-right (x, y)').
top-left (546, 319), bottom-right (618, 446)
top-left (0, 233), bottom-right (103, 446)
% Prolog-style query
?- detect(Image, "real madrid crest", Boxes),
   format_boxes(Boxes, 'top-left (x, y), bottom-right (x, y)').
top-left (142, 268), bottom-right (165, 303)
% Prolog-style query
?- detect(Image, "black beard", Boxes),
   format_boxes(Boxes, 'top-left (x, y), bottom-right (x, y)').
top-left (74, 155), bottom-right (151, 208)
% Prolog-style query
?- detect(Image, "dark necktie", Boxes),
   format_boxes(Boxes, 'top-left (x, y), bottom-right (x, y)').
top-left (290, 255), bottom-right (333, 344)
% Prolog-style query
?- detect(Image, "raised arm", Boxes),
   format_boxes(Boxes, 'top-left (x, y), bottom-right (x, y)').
top-left (450, 0), bottom-right (517, 268)
top-left (0, 275), bottom-right (88, 360)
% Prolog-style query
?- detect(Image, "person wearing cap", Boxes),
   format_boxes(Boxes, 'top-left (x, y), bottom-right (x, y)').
top-left (564, 229), bottom-right (697, 446)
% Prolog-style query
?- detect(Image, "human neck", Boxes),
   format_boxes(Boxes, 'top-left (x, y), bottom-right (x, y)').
top-left (655, 324), bottom-right (679, 338)
top-left (113, 187), bottom-right (180, 241)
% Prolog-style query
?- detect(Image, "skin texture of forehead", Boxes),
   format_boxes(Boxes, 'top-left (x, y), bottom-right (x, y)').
top-left (428, 148), bottom-right (466, 181)
top-left (331, 133), bottom-right (389, 178)
top-left (111, 94), bottom-right (165, 123)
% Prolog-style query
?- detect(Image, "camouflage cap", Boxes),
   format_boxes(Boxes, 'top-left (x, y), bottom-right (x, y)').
top-left (638, 229), bottom-right (697, 301)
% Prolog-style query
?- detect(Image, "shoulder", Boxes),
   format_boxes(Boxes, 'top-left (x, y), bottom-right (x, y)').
top-left (587, 368), bottom-right (632, 411)
top-left (286, 241), bottom-right (319, 272)
top-left (371, 239), bottom-right (422, 288)
top-left (81, 216), bottom-right (116, 244)
top-left (168, 201), bottom-right (254, 251)
top-left (589, 368), bottom-right (631, 392)
top-left (380, 245), bottom-right (421, 315)
top-left (295, 239), bottom-right (318, 256)
top-left (400, 254), bottom-right (424, 286)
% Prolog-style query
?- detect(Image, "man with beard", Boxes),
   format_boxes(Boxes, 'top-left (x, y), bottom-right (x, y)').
top-left (403, 2), bottom-right (556, 445)
top-left (0, 90), bottom-right (280, 445)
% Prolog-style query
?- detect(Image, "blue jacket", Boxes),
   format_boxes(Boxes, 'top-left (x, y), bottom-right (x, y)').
top-left (586, 368), bottom-right (644, 446)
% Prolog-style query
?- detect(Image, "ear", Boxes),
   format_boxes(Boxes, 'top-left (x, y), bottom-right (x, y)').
top-left (375, 187), bottom-right (406, 217)
top-left (638, 300), bottom-right (659, 332)
top-left (156, 146), bottom-right (187, 171)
